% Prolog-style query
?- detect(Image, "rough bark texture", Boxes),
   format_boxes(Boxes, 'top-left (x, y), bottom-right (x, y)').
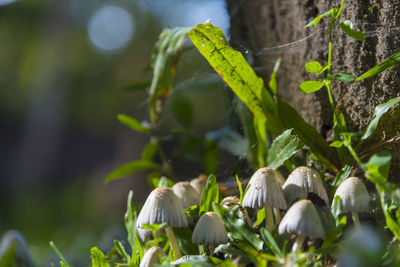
top-left (227, 0), bottom-right (400, 180)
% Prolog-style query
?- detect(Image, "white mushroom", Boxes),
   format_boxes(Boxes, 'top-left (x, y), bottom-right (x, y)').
top-left (220, 196), bottom-right (240, 209)
top-left (192, 212), bottom-right (228, 254)
top-left (173, 181), bottom-right (201, 209)
top-left (332, 176), bottom-right (370, 227)
top-left (242, 167), bottom-right (287, 231)
top-left (278, 199), bottom-right (325, 252)
top-left (190, 175), bottom-right (207, 196)
top-left (137, 187), bottom-right (188, 258)
top-left (139, 246), bottom-right (165, 267)
top-left (282, 166), bottom-right (329, 206)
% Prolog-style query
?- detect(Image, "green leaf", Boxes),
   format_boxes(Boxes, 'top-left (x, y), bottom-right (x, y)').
top-left (171, 255), bottom-right (223, 267)
top-left (333, 72), bottom-right (356, 83)
top-left (173, 227), bottom-right (199, 255)
top-left (117, 114), bottom-right (150, 133)
top-left (199, 174), bottom-right (219, 215)
top-left (236, 175), bottom-right (244, 206)
top-left (49, 241), bottom-right (72, 267)
top-left (114, 240), bottom-right (130, 262)
top-left (331, 164), bottom-right (352, 187)
top-left (104, 160), bottom-right (160, 184)
top-left (157, 176), bottom-right (175, 188)
top-left (360, 97), bottom-right (400, 141)
top-left (305, 61), bottom-right (322, 73)
top-left (330, 140), bottom-right (344, 148)
top-left (299, 80), bottom-right (325, 93)
top-left (124, 191), bottom-right (137, 250)
top-left (189, 23), bottom-right (281, 135)
top-left (142, 138), bottom-right (159, 161)
top-left (213, 203), bottom-right (264, 251)
top-left (277, 98), bottom-right (339, 172)
top-left (305, 9), bottom-right (333, 27)
top-left (268, 58), bottom-right (281, 94)
top-left (149, 27), bottom-right (191, 125)
top-left (90, 247), bottom-right (110, 267)
top-left (357, 51), bottom-right (400, 81)
top-left (267, 129), bottom-right (304, 170)
top-left (254, 207), bottom-right (265, 227)
top-left (364, 151), bottom-right (392, 181)
top-left (259, 228), bottom-right (283, 258)
top-left (339, 20), bottom-right (365, 41)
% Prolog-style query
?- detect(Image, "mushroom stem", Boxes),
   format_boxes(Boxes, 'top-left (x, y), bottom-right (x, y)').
top-left (292, 235), bottom-right (305, 252)
top-left (198, 245), bottom-right (204, 255)
top-left (273, 207), bottom-right (281, 226)
top-left (352, 212), bottom-right (361, 228)
top-left (165, 227), bottom-right (182, 259)
top-left (265, 206), bottom-right (274, 232)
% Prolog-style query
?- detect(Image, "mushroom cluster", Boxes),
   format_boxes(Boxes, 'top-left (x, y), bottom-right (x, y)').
top-left (133, 165), bottom-right (371, 266)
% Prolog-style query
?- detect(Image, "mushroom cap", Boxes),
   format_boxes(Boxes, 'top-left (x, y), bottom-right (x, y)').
top-left (192, 212), bottom-right (228, 245)
top-left (220, 196), bottom-right (240, 209)
top-left (278, 199), bottom-right (325, 239)
top-left (172, 182), bottom-right (201, 209)
top-left (333, 177), bottom-right (370, 213)
top-left (242, 167), bottom-right (287, 209)
top-left (282, 166), bottom-right (329, 206)
top-left (139, 246), bottom-right (165, 267)
top-left (137, 187), bottom-right (188, 228)
top-left (190, 175), bottom-right (207, 196)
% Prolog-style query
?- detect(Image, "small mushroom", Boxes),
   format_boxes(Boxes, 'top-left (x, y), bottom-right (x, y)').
top-left (137, 187), bottom-right (188, 259)
top-left (278, 199), bottom-right (325, 252)
top-left (220, 196), bottom-right (240, 209)
top-left (332, 176), bottom-right (370, 227)
top-left (190, 174), bottom-right (207, 196)
top-left (242, 167), bottom-right (287, 231)
top-left (139, 246), bottom-right (165, 267)
top-left (172, 181), bottom-right (201, 209)
top-left (192, 212), bottom-right (228, 254)
top-left (282, 166), bottom-right (329, 206)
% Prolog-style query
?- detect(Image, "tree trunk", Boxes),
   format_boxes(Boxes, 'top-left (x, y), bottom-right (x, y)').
top-left (227, 0), bottom-right (400, 180)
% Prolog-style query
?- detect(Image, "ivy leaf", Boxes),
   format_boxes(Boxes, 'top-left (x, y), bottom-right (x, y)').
top-left (189, 23), bottom-right (281, 135)
top-left (339, 20), bottom-right (365, 41)
top-left (199, 174), bottom-right (219, 215)
top-left (299, 80), bottom-right (325, 93)
top-left (360, 97), bottom-right (400, 141)
top-left (104, 160), bottom-right (160, 184)
top-left (357, 51), bottom-right (400, 81)
top-left (117, 114), bottom-right (150, 133)
top-left (90, 247), bottom-right (110, 267)
top-left (333, 72), bottom-right (355, 83)
top-left (267, 129), bottom-right (304, 170)
top-left (305, 61), bottom-right (322, 73)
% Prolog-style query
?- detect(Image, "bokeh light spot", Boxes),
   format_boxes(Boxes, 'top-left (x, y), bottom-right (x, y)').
top-left (88, 5), bottom-right (135, 53)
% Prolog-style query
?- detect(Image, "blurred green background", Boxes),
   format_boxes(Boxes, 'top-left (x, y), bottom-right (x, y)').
top-left (0, 0), bottom-right (232, 265)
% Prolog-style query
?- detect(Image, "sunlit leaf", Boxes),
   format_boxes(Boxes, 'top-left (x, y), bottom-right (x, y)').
top-left (117, 114), bottom-right (150, 133)
top-left (236, 175), bottom-right (244, 206)
top-left (171, 255), bottom-right (223, 267)
top-left (114, 240), bottom-right (130, 262)
top-left (254, 208), bottom-right (265, 227)
top-left (199, 174), bottom-right (219, 215)
top-left (299, 80), bottom-right (325, 93)
top-left (267, 128), bottom-right (304, 170)
top-left (104, 160), bottom-right (160, 184)
top-left (339, 20), bottom-right (365, 41)
top-left (305, 61), bottom-right (322, 73)
top-left (305, 9), bottom-right (335, 27)
top-left (357, 51), bottom-right (400, 81)
top-left (360, 97), bottom-right (400, 141)
top-left (189, 23), bottom-right (281, 135)
top-left (331, 164), bottom-right (352, 187)
top-left (90, 247), bottom-right (110, 267)
top-left (330, 140), bottom-right (344, 148)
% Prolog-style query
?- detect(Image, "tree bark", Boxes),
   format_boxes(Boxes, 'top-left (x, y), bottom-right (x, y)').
top-left (227, 0), bottom-right (400, 180)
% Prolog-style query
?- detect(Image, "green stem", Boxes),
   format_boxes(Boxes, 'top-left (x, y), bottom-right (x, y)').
top-left (265, 206), bottom-right (274, 232)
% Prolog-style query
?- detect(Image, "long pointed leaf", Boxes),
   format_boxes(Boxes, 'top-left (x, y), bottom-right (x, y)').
top-left (357, 51), bottom-right (400, 81)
